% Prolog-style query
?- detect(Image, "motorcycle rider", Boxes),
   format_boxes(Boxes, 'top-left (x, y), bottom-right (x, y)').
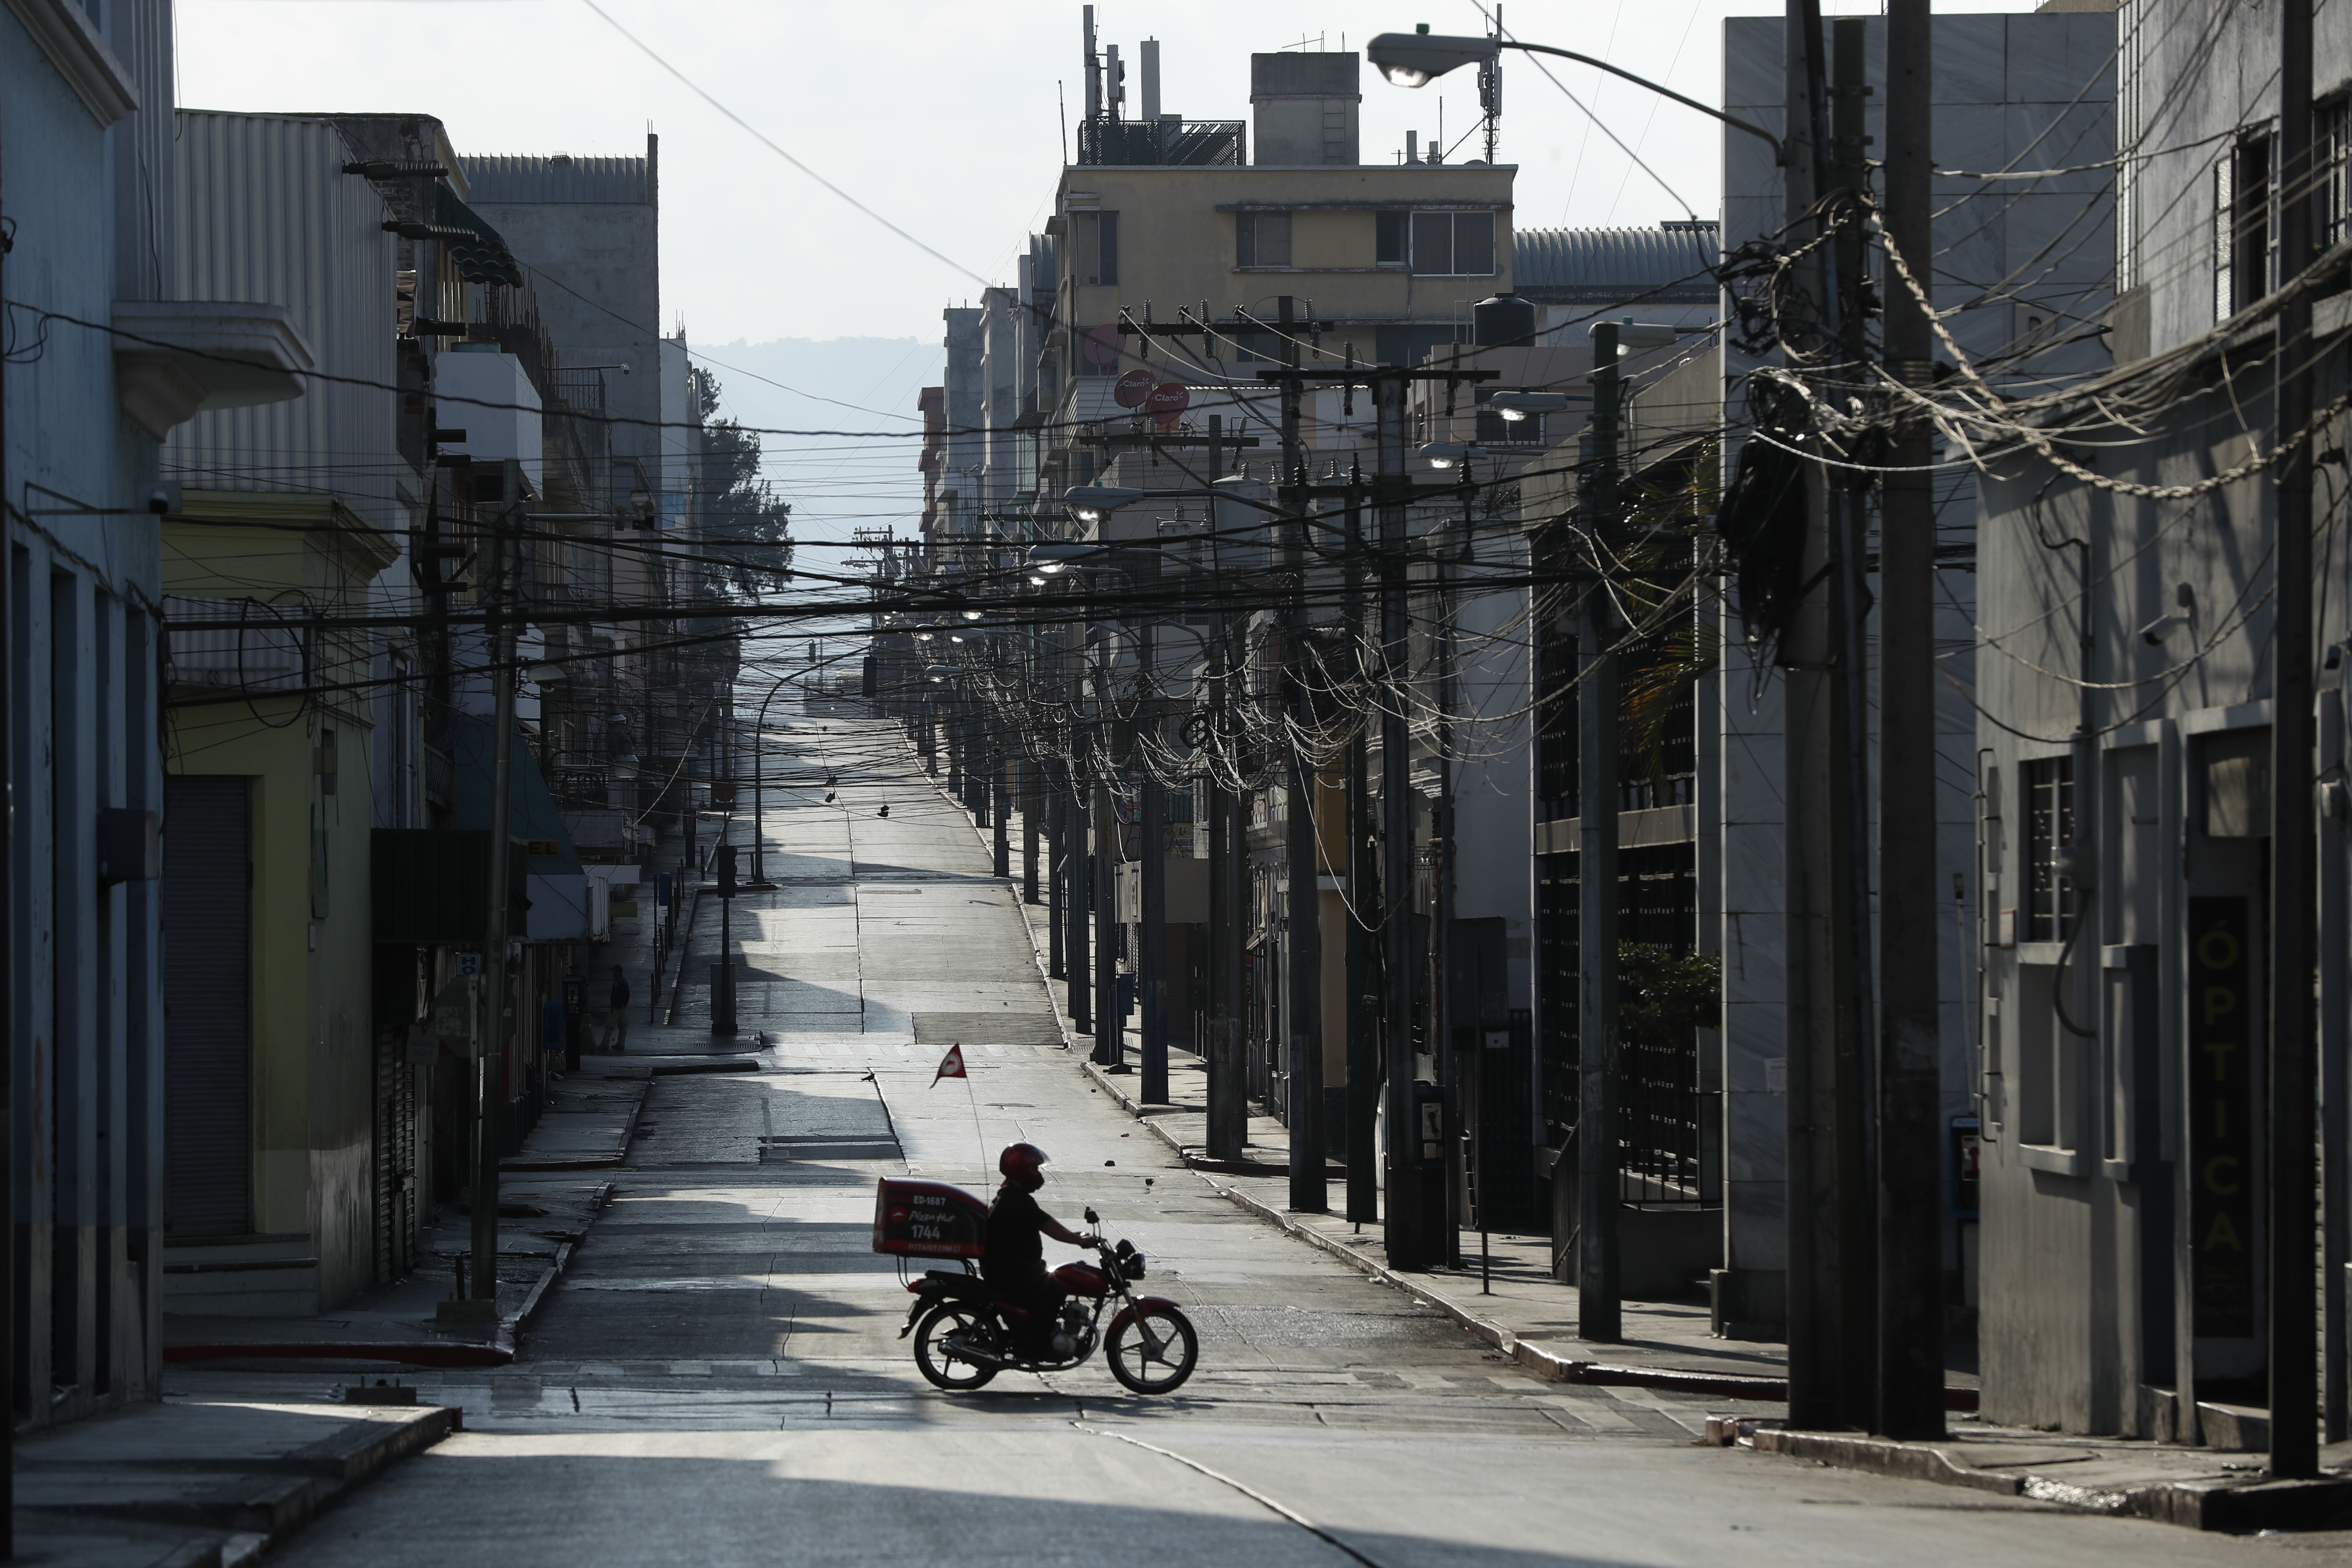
top-left (984, 1142), bottom-right (1096, 1354)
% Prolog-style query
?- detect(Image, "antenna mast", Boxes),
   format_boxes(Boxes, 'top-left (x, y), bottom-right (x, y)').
top-left (1479, 6), bottom-right (1503, 163)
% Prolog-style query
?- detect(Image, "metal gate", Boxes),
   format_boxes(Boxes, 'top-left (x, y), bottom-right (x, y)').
top-left (162, 775), bottom-right (251, 1237)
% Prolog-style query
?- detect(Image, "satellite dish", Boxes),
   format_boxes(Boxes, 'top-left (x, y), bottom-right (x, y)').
top-left (1084, 324), bottom-right (1124, 368)
top-left (1114, 368), bottom-right (1155, 408)
top-left (1143, 381), bottom-right (1191, 416)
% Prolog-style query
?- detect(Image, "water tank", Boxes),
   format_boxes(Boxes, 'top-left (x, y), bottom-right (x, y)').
top-left (1473, 292), bottom-right (1536, 348)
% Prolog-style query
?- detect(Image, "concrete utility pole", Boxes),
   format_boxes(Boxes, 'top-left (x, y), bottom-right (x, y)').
top-left (1094, 759), bottom-right (1122, 1071)
top-left (1344, 479), bottom-right (1381, 1223)
top-left (1375, 369), bottom-right (1425, 1269)
top-left (1780, 0), bottom-right (1870, 1432)
top-left (473, 502), bottom-right (522, 1311)
top-left (1047, 784), bottom-right (1066, 980)
top-left (1577, 322), bottom-right (1625, 1341)
top-left (1140, 642), bottom-right (1170, 1102)
top-left (2271, 0), bottom-right (2320, 1481)
top-left (1206, 615), bottom-right (1246, 1159)
top-left (1022, 762), bottom-right (1041, 904)
top-left (1875, 0), bottom-right (1945, 1442)
top-left (1068, 760), bottom-right (1093, 1037)
top-left (1278, 298), bottom-right (1328, 1213)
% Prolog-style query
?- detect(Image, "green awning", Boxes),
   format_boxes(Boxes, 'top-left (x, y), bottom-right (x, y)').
top-left (433, 185), bottom-right (524, 288)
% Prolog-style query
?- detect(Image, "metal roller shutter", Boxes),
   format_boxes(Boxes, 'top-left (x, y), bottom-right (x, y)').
top-left (163, 776), bottom-right (252, 1237)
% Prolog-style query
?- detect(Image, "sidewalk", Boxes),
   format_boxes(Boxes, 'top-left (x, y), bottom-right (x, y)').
top-left (163, 1068), bottom-right (647, 1372)
top-left (18, 1390), bottom-right (456, 1567)
top-left (999, 806), bottom-right (2352, 1531)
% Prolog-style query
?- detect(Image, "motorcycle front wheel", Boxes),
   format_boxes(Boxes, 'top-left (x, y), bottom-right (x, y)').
top-left (1106, 1303), bottom-right (1198, 1394)
top-left (913, 1303), bottom-right (999, 1391)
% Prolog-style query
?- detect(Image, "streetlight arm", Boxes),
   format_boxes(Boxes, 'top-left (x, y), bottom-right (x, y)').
top-left (1503, 41), bottom-right (1783, 163)
top-left (1368, 32), bottom-right (1781, 164)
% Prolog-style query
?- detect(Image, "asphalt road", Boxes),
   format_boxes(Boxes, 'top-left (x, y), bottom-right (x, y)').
top-left (218, 720), bottom-right (2338, 1565)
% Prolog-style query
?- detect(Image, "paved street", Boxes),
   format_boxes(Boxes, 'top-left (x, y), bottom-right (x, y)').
top-left (178, 723), bottom-right (2333, 1565)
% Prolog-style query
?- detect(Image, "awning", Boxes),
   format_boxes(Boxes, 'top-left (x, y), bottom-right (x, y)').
top-left (433, 185), bottom-right (524, 288)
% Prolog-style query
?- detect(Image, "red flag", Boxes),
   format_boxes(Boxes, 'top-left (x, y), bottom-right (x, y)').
top-left (929, 1043), bottom-right (967, 1086)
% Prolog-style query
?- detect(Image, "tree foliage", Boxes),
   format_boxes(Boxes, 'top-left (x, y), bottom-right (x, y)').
top-left (689, 365), bottom-right (794, 596)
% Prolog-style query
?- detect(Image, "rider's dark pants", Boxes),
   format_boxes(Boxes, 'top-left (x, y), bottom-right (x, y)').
top-left (988, 1265), bottom-right (1065, 1351)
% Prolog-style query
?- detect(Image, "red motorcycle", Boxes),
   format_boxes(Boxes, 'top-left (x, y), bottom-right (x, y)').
top-left (874, 1179), bottom-right (1198, 1394)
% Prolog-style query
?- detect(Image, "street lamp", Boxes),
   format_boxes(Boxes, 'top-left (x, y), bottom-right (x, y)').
top-left (1488, 392), bottom-right (1569, 423)
top-left (1418, 442), bottom-right (1488, 469)
top-left (1366, 28), bottom-right (1785, 162)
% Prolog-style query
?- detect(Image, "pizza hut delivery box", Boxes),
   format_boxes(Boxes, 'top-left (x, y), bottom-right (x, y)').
top-left (873, 1177), bottom-right (989, 1258)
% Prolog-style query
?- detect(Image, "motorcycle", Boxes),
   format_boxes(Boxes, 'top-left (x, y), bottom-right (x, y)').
top-left (897, 1206), bottom-right (1199, 1394)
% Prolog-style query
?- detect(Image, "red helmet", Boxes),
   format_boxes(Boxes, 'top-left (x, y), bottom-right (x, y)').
top-left (998, 1142), bottom-right (1048, 1192)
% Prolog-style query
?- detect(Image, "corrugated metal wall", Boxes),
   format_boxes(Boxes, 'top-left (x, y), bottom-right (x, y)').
top-left (165, 113), bottom-right (403, 532)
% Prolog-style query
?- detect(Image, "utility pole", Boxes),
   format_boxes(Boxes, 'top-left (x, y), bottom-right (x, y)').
top-left (1094, 760), bottom-right (1123, 1071)
top-left (2271, 0), bottom-right (2320, 1481)
top-left (1375, 368), bottom-right (1426, 1269)
top-left (1206, 615), bottom-right (1245, 1159)
top-left (1876, 0), bottom-right (1945, 1442)
top-left (1023, 762), bottom-right (1041, 905)
top-left (1279, 297), bottom-right (1328, 1213)
top-left (1344, 476), bottom-right (1381, 1223)
top-left (1577, 323), bottom-right (1625, 1341)
top-left (1047, 783), bottom-right (1066, 980)
top-left (473, 502), bottom-right (521, 1314)
top-left (1781, 0), bottom-right (1868, 1432)
top-left (1140, 616), bottom-right (1170, 1104)
top-left (1068, 757), bottom-right (1093, 1037)
top-left (993, 765), bottom-right (1011, 879)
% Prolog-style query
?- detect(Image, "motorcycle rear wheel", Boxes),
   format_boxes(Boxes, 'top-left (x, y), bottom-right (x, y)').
top-left (914, 1303), bottom-right (998, 1390)
top-left (1106, 1303), bottom-right (1198, 1394)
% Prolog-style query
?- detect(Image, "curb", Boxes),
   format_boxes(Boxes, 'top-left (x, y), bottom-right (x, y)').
top-left (28, 1404), bottom-right (459, 1567)
top-left (1749, 1427), bottom-right (2352, 1531)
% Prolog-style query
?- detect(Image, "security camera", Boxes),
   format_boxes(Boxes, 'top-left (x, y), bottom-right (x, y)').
top-left (144, 482), bottom-right (181, 516)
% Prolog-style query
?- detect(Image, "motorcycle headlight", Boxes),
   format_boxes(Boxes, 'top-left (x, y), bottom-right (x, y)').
top-left (1122, 1252), bottom-right (1147, 1281)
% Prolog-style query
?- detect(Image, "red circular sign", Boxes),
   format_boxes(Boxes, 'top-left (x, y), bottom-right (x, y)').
top-left (1114, 368), bottom-right (1155, 408)
top-left (1142, 380), bottom-right (1191, 417)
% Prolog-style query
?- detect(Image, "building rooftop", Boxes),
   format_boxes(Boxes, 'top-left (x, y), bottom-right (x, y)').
top-left (1511, 224), bottom-right (1719, 306)
top-left (462, 153), bottom-right (652, 205)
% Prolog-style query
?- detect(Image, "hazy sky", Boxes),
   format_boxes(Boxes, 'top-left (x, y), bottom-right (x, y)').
top-left (178, 0), bottom-right (2033, 349)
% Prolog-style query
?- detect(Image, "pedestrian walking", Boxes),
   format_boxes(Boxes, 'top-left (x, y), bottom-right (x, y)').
top-left (602, 964), bottom-right (632, 1052)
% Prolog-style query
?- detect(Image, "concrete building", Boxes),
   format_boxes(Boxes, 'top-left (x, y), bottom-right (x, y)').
top-left (1712, 7), bottom-right (2116, 1341)
top-left (1971, 0), bottom-right (2352, 1439)
top-left (5, 0), bottom-right (311, 1427)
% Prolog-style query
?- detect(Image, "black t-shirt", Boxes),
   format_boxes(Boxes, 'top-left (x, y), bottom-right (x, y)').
top-left (984, 1184), bottom-right (1047, 1279)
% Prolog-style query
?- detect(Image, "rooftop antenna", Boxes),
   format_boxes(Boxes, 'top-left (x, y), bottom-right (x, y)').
top-left (1479, 5), bottom-right (1502, 164)
top-left (1082, 6), bottom-right (1102, 122)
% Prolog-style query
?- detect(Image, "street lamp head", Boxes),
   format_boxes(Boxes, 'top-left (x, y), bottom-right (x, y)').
top-left (1592, 320), bottom-right (1681, 349)
top-left (1418, 442), bottom-right (1482, 469)
top-left (525, 659), bottom-right (567, 683)
top-left (925, 665), bottom-right (962, 683)
top-left (1029, 541), bottom-right (1103, 573)
top-left (961, 608), bottom-right (983, 621)
top-left (1367, 29), bottom-right (1499, 89)
top-left (1062, 485), bottom-right (1145, 524)
top-left (1490, 392), bottom-right (1570, 422)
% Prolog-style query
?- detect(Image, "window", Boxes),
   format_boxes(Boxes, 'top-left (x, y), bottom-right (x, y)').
top-left (1236, 210), bottom-right (1291, 268)
top-left (2024, 755), bottom-right (2075, 943)
top-left (2321, 96), bottom-right (2352, 257)
top-left (1411, 210), bottom-right (1496, 276)
top-left (2216, 132), bottom-right (2274, 320)
top-left (1376, 210), bottom-right (1407, 265)
top-left (1074, 211), bottom-right (1119, 285)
